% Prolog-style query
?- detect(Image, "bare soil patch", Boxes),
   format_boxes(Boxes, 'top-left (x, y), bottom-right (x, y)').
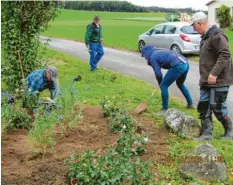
top-left (1, 105), bottom-right (170, 185)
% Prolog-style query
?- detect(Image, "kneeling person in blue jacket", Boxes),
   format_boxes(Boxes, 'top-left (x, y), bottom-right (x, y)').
top-left (141, 45), bottom-right (194, 112)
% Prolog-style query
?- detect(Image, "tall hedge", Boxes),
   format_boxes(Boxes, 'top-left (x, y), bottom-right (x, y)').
top-left (1, 1), bottom-right (61, 90)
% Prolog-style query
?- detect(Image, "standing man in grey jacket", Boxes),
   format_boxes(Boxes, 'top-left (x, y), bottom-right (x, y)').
top-left (190, 12), bottom-right (233, 140)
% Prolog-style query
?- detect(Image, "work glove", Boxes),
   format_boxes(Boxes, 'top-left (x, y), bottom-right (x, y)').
top-left (42, 97), bottom-right (54, 104)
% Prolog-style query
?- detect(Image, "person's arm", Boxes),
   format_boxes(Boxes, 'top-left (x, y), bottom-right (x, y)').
top-left (49, 80), bottom-right (59, 100)
top-left (151, 59), bottom-right (163, 85)
top-left (85, 24), bottom-right (93, 46)
top-left (211, 33), bottom-right (231, 77)
top-left (100, 25), bottom-right (103, 42)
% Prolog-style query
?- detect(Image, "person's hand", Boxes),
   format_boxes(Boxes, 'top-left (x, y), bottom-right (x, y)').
top-left (86, 44), bottom-right (91, 52)
top-left (208, 73), bottom-right (217, 84)
top-left (100, 38), bottom-right (104, 44)
top-left (45, 97), bottom-right (54, 103)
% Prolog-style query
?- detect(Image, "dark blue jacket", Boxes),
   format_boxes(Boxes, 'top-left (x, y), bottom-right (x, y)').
top-left (141, 45), bottom-right (188, 83)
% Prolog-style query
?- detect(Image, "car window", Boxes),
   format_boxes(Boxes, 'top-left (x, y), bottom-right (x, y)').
top-left (152, 25), bottom-right (165, 34)
top-left (181, 26), bottom-right (198, 34)
top-left (164, 25), bottom-right (176, 34)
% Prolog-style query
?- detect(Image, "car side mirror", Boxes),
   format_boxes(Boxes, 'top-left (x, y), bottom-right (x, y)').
top-left (148, 29), bottom-right (153, 36)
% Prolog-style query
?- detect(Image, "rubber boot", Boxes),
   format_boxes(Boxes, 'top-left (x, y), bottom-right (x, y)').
top-left (193, 118), bottom-right (213, 141)
top-left (221, 116), bottom-right (233, 140)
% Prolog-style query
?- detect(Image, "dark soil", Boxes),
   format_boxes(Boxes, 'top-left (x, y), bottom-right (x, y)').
top-left (1, 105), bottom-right (170, 185)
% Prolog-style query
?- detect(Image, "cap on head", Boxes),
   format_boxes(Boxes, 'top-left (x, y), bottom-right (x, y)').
top-left (190, 12), bottom-right (207, 26)
top-left (46, 66), bottom-right (58, 81)
top-left (93, 15), bottom-right (100, 21)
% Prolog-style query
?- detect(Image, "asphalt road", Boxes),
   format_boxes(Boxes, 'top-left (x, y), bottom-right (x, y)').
top-left (40, 36), bottom-right (233, 118)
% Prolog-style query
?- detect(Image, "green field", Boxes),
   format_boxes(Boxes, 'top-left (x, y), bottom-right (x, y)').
top-left (43, 9), bottom-right (233, 56)
top-left (43, 10), bottom-right (164, 51)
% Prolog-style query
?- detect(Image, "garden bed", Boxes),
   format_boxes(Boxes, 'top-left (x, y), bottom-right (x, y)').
top-left (1, 105), bottom-right (170, 185)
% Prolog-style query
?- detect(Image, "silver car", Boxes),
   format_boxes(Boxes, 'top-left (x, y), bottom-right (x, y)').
top-left (138, 22), bottom-right (201, 54)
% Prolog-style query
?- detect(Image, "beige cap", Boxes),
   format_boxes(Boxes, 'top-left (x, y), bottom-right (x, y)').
top-left (190, 12), bottom-right (207, 26)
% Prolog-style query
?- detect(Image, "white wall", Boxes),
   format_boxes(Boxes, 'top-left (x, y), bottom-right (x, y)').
top-left (208, 0), bottom-right (233, 27)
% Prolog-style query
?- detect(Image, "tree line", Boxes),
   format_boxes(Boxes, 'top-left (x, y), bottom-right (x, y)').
top-left (63, 1), bottom-right (201, 13)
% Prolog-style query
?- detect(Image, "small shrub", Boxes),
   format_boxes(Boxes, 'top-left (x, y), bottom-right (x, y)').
top-left (116, 131), bottom-right (149, 157)
top-left (100, 95), bottom-right (127, 117)
top-left (66, 148), bottom-right (154, 185)
top-left (1, 91), bottom-right (33, 132)
top-left (28, 111), bottom-right (58, 153)
top-left (108, 112), bottom-right (137, 133)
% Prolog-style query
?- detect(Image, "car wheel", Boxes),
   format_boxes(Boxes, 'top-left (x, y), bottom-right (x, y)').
top-left (171, 45), bottom-right (182, 54)
top-left (138, 40), bottom-right (146, 52)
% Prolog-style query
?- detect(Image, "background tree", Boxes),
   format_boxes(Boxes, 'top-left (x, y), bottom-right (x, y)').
top-left (216, 4), bottom-right (233, 28)
top-left (1, 1), bottom-right (61, 90)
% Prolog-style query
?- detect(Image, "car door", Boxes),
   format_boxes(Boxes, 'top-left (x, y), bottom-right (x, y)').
top-left (163, 25), bottom-right (177, 49)
top-left (146, 25), bottom-right (165, 47)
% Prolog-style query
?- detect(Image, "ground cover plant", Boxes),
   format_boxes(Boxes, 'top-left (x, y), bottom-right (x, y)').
top-left (1, 47), bottom-right (233, 184)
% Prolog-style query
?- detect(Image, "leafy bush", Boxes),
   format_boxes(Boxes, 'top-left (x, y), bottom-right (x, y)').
top-left (116, 131), bottom-right (149, 157)
top-left (216, 4), bottom-right (233, 28)
top-left (107, 112), bottom-right (137, 133)
top-left (1, 91), bottom-right (32, 132)
top-left (66, 149), bottom-right (154, 185)
top-left (100, 95), bottom-right (127, 117)
top-left (1, 1), bottom-right (62, 90)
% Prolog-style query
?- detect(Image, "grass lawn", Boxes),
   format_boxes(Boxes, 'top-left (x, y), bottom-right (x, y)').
top-left (42, 9), bottom-right (164, 51)
top-left (43, 9), bottom-right (233, 62)
top-left (41, 47), bottom-right (233, 184)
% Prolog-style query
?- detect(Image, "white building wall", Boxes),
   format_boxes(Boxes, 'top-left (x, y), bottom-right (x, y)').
top-left (208, 0), bottom-right (233, 27)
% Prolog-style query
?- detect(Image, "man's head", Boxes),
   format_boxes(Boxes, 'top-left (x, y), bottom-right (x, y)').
top-left (190, 12), bottom-right (209, 35)
top-left (93, 15), bottom-right (100, 25)
top-left (46, 66), bottom-right (58, 82)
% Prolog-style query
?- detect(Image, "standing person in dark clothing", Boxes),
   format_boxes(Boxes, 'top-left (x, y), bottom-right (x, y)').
top-left (190, 12), bottom-right (233, 140)
top-left (85, 15), bottom-right (104, 71)
top-left (141, 45), bottom-right (194, 113)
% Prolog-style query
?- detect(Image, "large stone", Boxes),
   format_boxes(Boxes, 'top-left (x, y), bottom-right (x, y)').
top-left (164, 109), bottom-right (201, 139)
top-left (181, 116), bottom-right (201, 139)
top-left (179, 143), bottom-right (227, 182)
top-left (164, 109), bottom-right (185, 133)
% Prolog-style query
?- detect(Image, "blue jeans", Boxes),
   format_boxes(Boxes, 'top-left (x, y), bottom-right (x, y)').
top-left (198, 86), bottom-right (229, 121)
top-left (89, 43), bottom-right (104, 70)
top-left (160, 62), bottom-right (193, 110)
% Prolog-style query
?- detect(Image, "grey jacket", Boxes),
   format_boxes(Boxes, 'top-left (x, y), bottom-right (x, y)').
top-left (199, 25), bottom-right (233, 87)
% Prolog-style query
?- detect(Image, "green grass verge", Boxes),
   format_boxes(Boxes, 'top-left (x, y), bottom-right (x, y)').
top-left (41, 47), bottom-right (233, 184)
top-left (42, 9), bottom-right (233, 62)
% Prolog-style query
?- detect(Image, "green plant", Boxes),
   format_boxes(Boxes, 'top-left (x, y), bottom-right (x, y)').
top-left (28, 110), bottom-right (58, 153)
top-left (1, 1), bottom-right (61, 90)
top-left (100, 95), bottom-right (127, 117)
top-left (55, 82), bottom-right (82, 133)
top-left (108, 112), bottom-right (137, 133)
top-left (1, 91), bottom-right (32, 132)
top-left (66, 148), bottom-right (154, 185)
top-left (216, 4), bottom-right (233, 28)
top-left (116, 131), bottom-right (149, 157)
